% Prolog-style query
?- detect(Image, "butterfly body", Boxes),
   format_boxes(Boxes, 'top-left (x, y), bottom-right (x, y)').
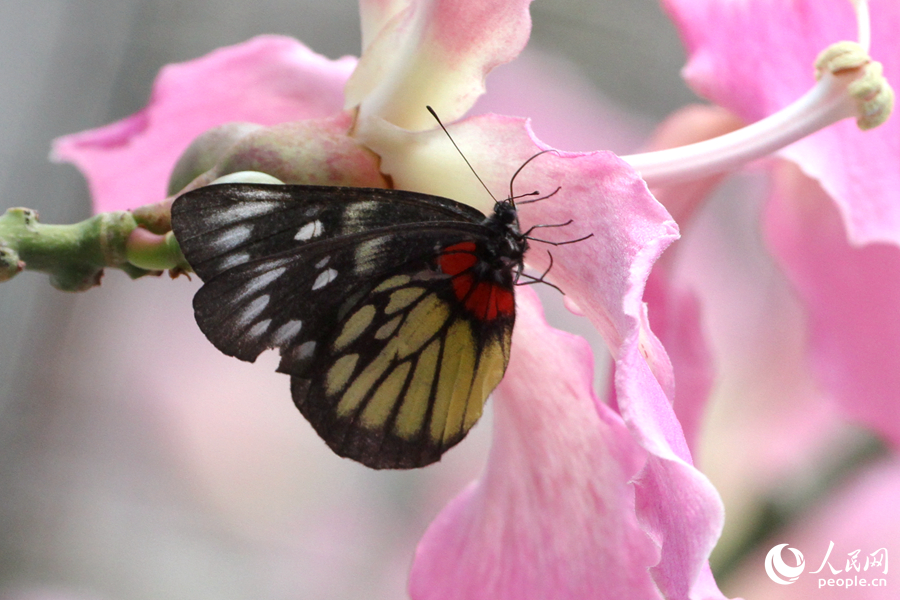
top-left (172, 183), bottom-right (526, 468)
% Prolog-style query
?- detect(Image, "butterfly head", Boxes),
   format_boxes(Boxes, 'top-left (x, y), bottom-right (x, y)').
top-left (475, 198), bottom-right (527, 280)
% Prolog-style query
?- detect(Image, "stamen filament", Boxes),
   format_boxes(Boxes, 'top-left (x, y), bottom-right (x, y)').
top-left (621, 73), bottom-right (858, 187)
top-left (623, 34), bottom-right (893, 188)
top-left (850, 0), bottom-right (871, 52)
top-left (623, 0), bottom-right (888, 188)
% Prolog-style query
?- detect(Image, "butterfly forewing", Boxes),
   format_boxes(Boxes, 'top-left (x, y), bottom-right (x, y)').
top-left (171, 183), bottom-right (522, 469)
top-left (172, 183), bottom-right (487, 281)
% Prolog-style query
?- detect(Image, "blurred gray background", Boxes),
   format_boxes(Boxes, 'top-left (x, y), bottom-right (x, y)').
top-left (0, 1), bottom-right (693, 599)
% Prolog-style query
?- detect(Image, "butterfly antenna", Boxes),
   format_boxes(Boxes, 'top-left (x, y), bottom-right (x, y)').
top-left (509, 149), bottom-right (558, 200)
top-left (426, 106), bottom-right (498, 204)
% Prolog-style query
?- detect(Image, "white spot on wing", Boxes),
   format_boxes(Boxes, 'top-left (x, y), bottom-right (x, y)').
top-left (236, 267), bottom-right (286, 301)
top-left (295, 341), bottom-right (316, 361)
top-left (212, 224), bottom-right (252, 252)
top-left (247, 318), bottom-right (271, 339)
top-left (248, 257), bottom-right (292, 274)
top-left (344, 201), bottom-right (379, 223)
top-left (208, 201), bottom-right (281, 227)
top-left (295, 220), bottom-right (324, 241)
top-left (315, 256), bottom-right (330, 269)
top-left (219, 252), bottom-right (250, 270)
top-left (237, 294), bottom-right (270, 328)
top-left (354, 238), bottom-right (386, 274)
top-left (273, 319), bottom-right (303, 344)
top-left (312, 268), bottom-right (338, 290)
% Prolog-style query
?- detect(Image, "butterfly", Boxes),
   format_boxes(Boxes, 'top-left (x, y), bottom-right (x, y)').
top-left (171, 180), bottom-right (539, 469)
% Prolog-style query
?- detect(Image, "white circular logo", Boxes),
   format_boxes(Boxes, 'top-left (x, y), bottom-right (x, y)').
top-left (765, 544), bottom-right (805, 585)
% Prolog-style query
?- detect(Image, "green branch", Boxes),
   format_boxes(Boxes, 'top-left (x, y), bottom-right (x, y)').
top-left (0, 207), bottom-right (187, 291)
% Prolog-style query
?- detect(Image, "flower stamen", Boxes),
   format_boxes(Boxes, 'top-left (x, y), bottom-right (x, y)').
top-left (849, 0), bottom-right (871, 52)
top-left (816, 41), bottom-right (894, 130)
top-left (622, 41), bottom-right (893, 187)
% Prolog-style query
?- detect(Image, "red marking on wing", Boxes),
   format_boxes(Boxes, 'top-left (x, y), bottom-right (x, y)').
top-left (438, 242), bottom-right (477, 276)
top-left (493, 286), bottom-right (514, 317)
top-left (464, 282), bottom-right (514, 320)
top-left (466, 282), bottom-right (493, 319)
top-left (451, 273), bottom-right (474, 305)
top-left (439, 241), bottom-right (515, 321)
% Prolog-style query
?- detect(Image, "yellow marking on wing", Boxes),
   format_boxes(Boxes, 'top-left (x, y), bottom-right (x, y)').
top-left (374, 315), bottom-right (402, 340)
top-left (463, 340), bottom-right (507, 430)
top-left (385, 287), bottom-right (426, 315)
top-left (337, 347), bottom-right (396, 417)
top-left (374, 275), bottom-right (411, 292)
top-left (430, 320), bottom-right (476, 444)
top-left (353, 237), bottom-right (385, 275)
top-left (325, 353), bottom-right (359, 396)
top-left (333, 304), bottom-right (376, 351)
top-left (393, 294), bottom-right (450, 359)
top-left (394, 339), bottom-right (440, 439)
top-left (360, 362), bottom-right (412, 429)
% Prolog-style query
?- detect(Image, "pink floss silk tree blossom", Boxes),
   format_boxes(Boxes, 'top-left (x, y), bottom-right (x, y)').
top-left (638, 2), bottom-right (899, 595)
top-left (49, 0), bottom-right (894, 599)
top-left (646, 0), bottom-right (900, 455)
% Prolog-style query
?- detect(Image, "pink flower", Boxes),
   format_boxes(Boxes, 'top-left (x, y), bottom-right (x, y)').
top-left (637, 0), bottom-right (899, 592)
top-left (654, 0), bottom-right (900, 452)
top-left (49, 0), bottom-right (895, 598)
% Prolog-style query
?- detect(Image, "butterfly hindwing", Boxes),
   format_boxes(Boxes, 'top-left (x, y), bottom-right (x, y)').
top-left (172, 183), bottom-right (521, 469)
top-left (291, 257), bottom-right (514, 469)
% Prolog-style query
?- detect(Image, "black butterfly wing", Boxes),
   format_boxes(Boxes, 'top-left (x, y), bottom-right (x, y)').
top-left (171, 183), bottom-right (488, 281)
top-left (171, 184), bottom-right (515, 469)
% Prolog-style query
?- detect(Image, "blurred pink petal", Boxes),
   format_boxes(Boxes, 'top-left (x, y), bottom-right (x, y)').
top-left (640, 106), bottom-right (742, 455)
top-left (662, 0), bottom-right (900, 245)
top-left (644, 269), bottom-right (713, 454)
top-left (642, 104), bottom-right (744, 224)
top-left (346, 0), bottom-right (532, 130)
top-left (727, 458), bottom-right (900, 599)
top-left (52, 36), bottom-right (356, 212)
top-left (765, 164), bottom-right (900, 448)
top-left (469, 47), bottom-right (652, 154)
top-left (410, 288), bottom-right (660, 600)
top-left (663, 0), bottom-right (900, 447)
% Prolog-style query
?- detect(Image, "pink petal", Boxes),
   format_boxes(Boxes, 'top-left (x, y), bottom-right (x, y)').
top-left (644, 269), bottom-right (713, 454)
top-left (638, 105), bottom-right (743, 455)
top-left (410, 288), bottom-right (661, 600)
top-left (664, 164), bottom-right (846, 512)
top-left (765, 163), bottom-right (900, 448)
top-left (377, 115), bottom-right (728, 598)
top-left (52, 36), bottom-right (356, 213)
top-left (346, 0), bottom-right (533, 130)
top-left (662, 0), bottom-right (900, 246)
top-left (727, 458), bottom-right (900, 599)
top-left (469, 48), bottom-right (652, 154)
top-left (500, 127), bottom-right (727, 600)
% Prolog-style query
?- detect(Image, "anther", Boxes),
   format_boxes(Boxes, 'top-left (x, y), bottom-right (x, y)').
top-left (815, 41), bottom-right (894, 130)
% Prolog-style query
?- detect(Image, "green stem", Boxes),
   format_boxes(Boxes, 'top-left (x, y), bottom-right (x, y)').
top-left (0, 207), bottom-right (177, 291)
top-left (125, 227), bottom-right (187, 271)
